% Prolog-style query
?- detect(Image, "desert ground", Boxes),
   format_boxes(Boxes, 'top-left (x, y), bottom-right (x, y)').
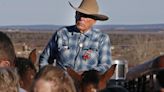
top-left (2, 29), bottom-right (164, 67)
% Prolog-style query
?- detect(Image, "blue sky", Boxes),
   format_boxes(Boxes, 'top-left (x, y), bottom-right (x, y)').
top-left (0, 0), bottom-right (164, 26)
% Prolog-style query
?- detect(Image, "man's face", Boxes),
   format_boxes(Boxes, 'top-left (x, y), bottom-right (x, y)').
top-left (75, 12), bottom-right (96, 33)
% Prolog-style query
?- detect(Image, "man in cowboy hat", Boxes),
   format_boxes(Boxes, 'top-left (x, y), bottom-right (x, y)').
top-left (39, 0), bottom-right (112, 74)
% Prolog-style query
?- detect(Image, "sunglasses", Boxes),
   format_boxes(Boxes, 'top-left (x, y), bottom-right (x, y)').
top-left (75, 12), bottom-right (97, 20)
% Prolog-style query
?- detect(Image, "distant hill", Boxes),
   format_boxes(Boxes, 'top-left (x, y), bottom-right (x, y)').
top-left (0, 25), bottom-right (63, 31)
top-left (0, 24), bottom-right (164, 32)
top-left (94, 24), bottom-right (164, 31)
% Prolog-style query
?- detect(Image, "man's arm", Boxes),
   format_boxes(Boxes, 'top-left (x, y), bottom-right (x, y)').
top-left (94, 33), bottom-right (112, 73)
top-left (39, 33), bottom-right (57, 69)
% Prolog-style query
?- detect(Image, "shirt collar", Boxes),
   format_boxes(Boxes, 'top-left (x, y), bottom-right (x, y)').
top-left (74, 25), bottom-right (93, 38)
top-left (83, 29), bottom-right (93, 38)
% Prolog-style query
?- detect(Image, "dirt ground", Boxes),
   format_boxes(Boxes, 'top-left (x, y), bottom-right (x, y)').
top-left (2, 30), bottom-right (164, 67)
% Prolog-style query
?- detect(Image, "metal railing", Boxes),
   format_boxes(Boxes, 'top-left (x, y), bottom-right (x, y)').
top-left (124, 55), bottom-right (164, 92)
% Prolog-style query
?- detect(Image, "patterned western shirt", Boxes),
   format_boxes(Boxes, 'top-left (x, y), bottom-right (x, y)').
top-left (39, 25), bottom-right (112, 73)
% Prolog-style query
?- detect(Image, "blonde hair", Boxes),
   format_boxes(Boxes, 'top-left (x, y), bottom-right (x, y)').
top-left (31, 65), bottom-right (76, 92)
top-left (0, 68), bottom-right (19, 92)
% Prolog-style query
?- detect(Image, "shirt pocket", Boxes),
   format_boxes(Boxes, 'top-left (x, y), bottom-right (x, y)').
top-left (88, 40), bottom-right (99, 58)
top-left (59, 45), bottom-right (69, 54)
top-left (58, 46), bottom-right (71, 63)
top-left (82, 46), bottom-right (98, 61)
top-left (89, 47), bottom-right (99, 60)
top-left (58, 37), bottom-right (69, 55)
top-left (58, 38), bottom-right (70, 62)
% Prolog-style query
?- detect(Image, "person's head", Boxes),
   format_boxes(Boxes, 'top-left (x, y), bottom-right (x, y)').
top-left (31, 65), bottom-right (76, 92)
top-left (0, 67), bottom-right (19, 92)
top-left (0, 31), bottom-right (16, 67)
top-left (69, 0), bottom-right (108, 32)
top-left (75, 11), bottom-right (97, 33)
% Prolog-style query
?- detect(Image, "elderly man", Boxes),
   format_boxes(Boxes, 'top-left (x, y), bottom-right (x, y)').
top-left (39, 0), bottom-right (112, 73)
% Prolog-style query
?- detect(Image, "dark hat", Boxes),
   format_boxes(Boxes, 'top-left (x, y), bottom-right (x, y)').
top-left (69, 0), bottom-right (109, 21)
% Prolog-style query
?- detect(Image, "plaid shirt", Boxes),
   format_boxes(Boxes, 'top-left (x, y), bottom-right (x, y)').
top-left (39, 25), bottom-right (112, 73)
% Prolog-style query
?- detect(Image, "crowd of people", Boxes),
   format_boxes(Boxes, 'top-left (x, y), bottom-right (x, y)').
top-left (0, 0), bottom-right (131, 92)
top-left (0, 31), bottom-right (129, 92)
top-left (0, 31), bottom-right (77, 92)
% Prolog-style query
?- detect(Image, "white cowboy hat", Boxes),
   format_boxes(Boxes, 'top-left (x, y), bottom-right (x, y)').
top-left (69, 0), bottom-right (109, 21)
